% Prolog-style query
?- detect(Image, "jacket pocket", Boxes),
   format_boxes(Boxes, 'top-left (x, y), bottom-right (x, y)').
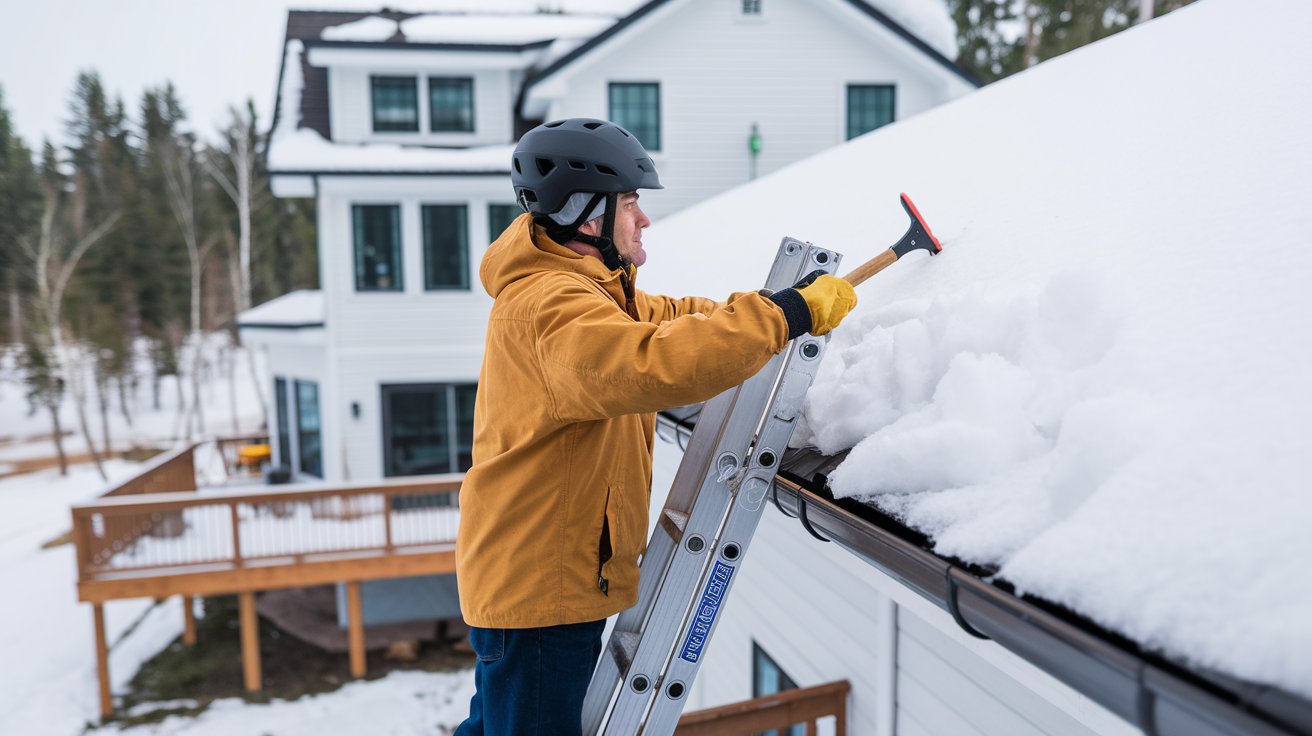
top-left (597, 486), bottom-right (614, 596)
top-left (598, 481), bottom-right (645, 596)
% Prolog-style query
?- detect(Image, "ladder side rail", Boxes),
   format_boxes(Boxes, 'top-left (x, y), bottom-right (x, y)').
top-left (640, 341), bottom-right (831, 733)
top-left (583, 393), bottom-right (743, 731)
top-left (585, 238), bottom-right (839, 735)
top-left (601, 348), bottom-right (795, 732)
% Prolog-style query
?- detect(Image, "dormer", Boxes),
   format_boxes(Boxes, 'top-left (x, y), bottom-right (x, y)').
top-left (291, 12), bottom-right (617, 147)
top-left (306, 41), bottom-right (542, 147)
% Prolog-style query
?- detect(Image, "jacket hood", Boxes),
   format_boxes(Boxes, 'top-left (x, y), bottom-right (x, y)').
top-left (481, 213), bottom-right (620, 299)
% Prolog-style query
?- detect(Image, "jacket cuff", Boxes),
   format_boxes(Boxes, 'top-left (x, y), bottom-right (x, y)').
top-left (767, 288), bottom-right (812, 340)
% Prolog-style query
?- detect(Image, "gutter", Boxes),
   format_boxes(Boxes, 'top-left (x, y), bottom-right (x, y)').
top-left (653, 412), bottom-right (1312, 736)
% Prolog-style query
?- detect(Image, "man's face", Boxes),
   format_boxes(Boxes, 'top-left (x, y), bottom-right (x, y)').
top-left (580, 192), bottom-right (652, 267)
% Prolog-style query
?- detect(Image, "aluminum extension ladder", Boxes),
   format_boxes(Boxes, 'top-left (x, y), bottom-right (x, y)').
top-left (581, 236), bottom-right (843, 735)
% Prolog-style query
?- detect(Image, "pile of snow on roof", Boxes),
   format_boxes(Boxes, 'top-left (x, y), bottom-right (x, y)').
top-left (639, 0), bottom-right (1311, 699)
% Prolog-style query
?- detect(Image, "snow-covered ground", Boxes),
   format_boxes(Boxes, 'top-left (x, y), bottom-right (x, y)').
top-left (0, 333), bottom-right (265, 462)
top-left (85, 670), bottom-right (474, 736)
top-left (642, 0), bottom-right (1312, 701)
top-left (0, 337), bottom-right (480, 734)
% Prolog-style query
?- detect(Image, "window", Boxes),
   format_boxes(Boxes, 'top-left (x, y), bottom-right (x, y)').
top-left (274, 377), bottom-right (291, 468)
top-left (353, 204), bottom-right (403, 291)
top-left (295, 380), bottom-right (322, 478)
top-left (847, 84), bottom-right (896, 140)
top-left (609, 82), bottom-right (661, 151)
top-left (742, 0), bottom-right (763, 14)
top-left (752, 643), bottom-right (803, 736)
top-left (488, 203), bottom-right (522, 241)
top-left (429, 77), bottom-right (474, 132)
top-left (422, 204), bottom-right (470, 290)
top-left (371, 76), bottom-right (419, 132)
top-left (382, 383), bottom-right (478, 477)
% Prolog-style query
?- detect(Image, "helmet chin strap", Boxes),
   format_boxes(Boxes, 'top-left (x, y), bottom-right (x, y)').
top-left (571, 192), bottom-right (623, 271)
top-left (537, 192), bottom-right (639, 318)
top-left (571, 192), bottom-right (638, 319)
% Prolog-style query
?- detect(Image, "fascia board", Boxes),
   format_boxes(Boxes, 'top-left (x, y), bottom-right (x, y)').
top-left (521, 0), bottom-right (691, 117)
top-left (307, 44), bottom-right (540, 72)
top-left (820, 0), bottom-right (977, 90)
top-left (766, 473), bottom-right (1312, 736)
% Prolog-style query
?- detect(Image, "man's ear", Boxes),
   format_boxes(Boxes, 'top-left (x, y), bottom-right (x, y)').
top-left (577, 218), bottom-right (601, 237)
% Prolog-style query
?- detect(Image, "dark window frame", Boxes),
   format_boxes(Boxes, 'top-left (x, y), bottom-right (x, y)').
top-left (846, 83), bottom-right (896, 140)
top-left (274, 377), bottom-right (291, 468)
top-left (488, 203), bottom-right (522, 242)
top-left (421, 203), bottom-right (470, 291)
top-left (751, 642), bottom-right (803, 736)
top-left (608, 82), bottom-right (662, 152)
top-left (371, 75), bottom-right (420, 132)
top-left (428, 76), bottom-right (475, 133)
top-left (742, 0), bottom-right (763, 14)
top-left (352, 203), bottom-right (404, 292)
top-left (380, 382), bottom-right (478, 479)
top-left (294, 379), bottom-right (322, 479)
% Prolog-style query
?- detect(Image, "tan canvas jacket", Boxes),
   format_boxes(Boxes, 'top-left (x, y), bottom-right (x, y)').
top-left (456, 214), bottom-right (790, 628)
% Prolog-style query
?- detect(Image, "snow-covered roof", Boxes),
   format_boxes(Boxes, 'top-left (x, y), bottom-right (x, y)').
top-left (269, 1), bottom-right (965, 174)
top-left (522, 0), bottom-right (969, 114)
top-left (639, 0), bottom-right (1312, 700)
top-left (237, 289), bottom-right (325, 329)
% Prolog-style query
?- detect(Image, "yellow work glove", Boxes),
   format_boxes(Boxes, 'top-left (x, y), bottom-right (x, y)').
top-left (797, 274), bottom-right (857, 335)
top-left (767, 270), bottom-right (857, 339)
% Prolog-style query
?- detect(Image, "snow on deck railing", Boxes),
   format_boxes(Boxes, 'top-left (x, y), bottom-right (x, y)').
top-left (71, 473), bottom-right (462, 582)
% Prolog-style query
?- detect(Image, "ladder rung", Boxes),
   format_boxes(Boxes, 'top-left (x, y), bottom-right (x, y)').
top-left (609, 630), bottom-right (641, 672)
top-left (660, 509), bottom-right (689, 541)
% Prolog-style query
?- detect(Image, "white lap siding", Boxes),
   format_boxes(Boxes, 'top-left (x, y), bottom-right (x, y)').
top-left (658, 441), bottom-right (1139, 736)
top-left (896, 611), bottom-right (1106, 736)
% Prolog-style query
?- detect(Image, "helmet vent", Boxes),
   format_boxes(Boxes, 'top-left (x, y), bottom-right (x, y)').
top-left (596, 164), bottom-right (617, 176)
top-left (567, 160), bottom-right (587, 171)
top-left (513, 157), bottom-right (522, 174)
top-left (544, 120), bottom-right (565, 128)
top-left (536, 157), bottom-right (556, 176)
top-left (583, 121), bottom-right (603, 130)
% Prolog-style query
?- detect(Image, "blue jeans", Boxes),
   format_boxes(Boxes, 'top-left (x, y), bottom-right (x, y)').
top-left (455, 619), bottom-right (607, 736)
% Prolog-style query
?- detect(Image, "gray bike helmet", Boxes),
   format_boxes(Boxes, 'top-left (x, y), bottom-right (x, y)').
top-left (511, 118), bottom-right (662, 217)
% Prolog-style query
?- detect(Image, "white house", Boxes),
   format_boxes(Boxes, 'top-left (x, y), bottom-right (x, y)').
top-left (243, 0), bottom-right (977, 489)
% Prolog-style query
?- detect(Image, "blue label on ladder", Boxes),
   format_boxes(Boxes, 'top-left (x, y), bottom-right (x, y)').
top-left (678, 560), bottom-right (735, 664)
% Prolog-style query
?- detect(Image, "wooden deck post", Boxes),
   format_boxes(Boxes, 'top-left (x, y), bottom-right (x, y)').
top-left (238, 591), bottom-right (261, 691)
top-left (346, 580), bottom-right (366, 678)
top-left (92, 603), bottom-right (113, 720)
top-left (182, 595), bottom-right (197, 646)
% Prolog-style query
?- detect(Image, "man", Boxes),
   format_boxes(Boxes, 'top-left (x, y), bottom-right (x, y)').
top-left (454, 118), bottom-right (855, 735)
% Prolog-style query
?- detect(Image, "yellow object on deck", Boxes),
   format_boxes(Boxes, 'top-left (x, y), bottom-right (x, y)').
top-left (237, 444), bottom-right (271, 468)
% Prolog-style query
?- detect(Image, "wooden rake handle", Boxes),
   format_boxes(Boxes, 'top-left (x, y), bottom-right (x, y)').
top-left (841, 249), bottom-right (898, 287)
top-left (841, 193), bottom-right (942, 287)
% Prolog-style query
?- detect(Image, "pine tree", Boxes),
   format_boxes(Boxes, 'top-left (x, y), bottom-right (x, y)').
top-left (949, 0), bottom-right (1200, 83)
top-left (0, 86), bottom-right (41, 346)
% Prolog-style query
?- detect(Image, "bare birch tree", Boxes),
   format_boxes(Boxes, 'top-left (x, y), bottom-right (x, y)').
top-left (204, 103), bottom-right (270, 430)
top-left (159, 133), bottom-right (207, 440)
top-left (18, 143), bottom-right (118, 478)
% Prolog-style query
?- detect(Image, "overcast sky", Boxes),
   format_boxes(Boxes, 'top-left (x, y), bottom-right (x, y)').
top-left (0, 0), bottom-right (637, 149)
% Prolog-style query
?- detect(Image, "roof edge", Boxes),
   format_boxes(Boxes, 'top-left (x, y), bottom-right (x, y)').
top-left (766, 472), bottom-right (1311, 736)
top-left (652, 412), bottom-right (1311, 736)
top-left (843, 0), bottom-right (981, 87)
top-left (305, 38), bottom-right (555, 53)
top-left (524, 0), bottom-right (981, 99)
top-left (267, 168), bottom-right (509, 177)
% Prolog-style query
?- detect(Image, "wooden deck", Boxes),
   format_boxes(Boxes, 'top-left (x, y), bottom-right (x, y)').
top-left (676, 680), bottom-right (851, 735)
top-left (70, 438), bottom-right (462, 720)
